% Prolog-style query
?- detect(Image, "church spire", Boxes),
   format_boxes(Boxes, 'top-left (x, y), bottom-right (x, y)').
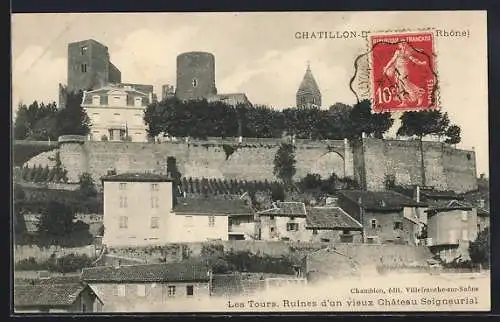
top-left (296, 62), bottom-right (322, 108)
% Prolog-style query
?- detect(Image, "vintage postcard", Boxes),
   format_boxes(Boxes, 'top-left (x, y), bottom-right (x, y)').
top-left (11, 11), bottom-right (489, 313)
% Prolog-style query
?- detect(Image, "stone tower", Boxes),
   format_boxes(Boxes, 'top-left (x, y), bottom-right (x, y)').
top-left (175, 52), bottom-right (217, 101)
top-left (296, 62), bottom-right (322, 108)
top-left (66, 39), bottom-right (121, 94)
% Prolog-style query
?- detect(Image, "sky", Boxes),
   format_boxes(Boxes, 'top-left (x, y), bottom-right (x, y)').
top-left (11, 11), bottom-right (489, 176)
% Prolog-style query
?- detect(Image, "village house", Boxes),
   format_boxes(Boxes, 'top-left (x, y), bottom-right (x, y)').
top-left (14, 282), bottom-right (103, 313)
top-left (101, 173), bottom-right (175, 247)
top-left (80, 260), bottom-right (211, 312)
top-left (101, 172), bottom-right (253, 247)
top-left (173, 197), bottom-right (252, 242)
top-left (336, 190), bottom-right (427, 245)
top-left (425, 200), bottom-right (480, 263)
top-left (258, 202), bottom-right (308, 241)
top-left (82, 84), bottom-right (153, 142)
top-left (305, 206), bottom-right (363, 244)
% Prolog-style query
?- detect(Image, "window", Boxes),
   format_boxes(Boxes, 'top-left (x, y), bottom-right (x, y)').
top-left (82, 304), bottom-right (87, 312)
top-left (462, 229), bottom-right (469, 241)
top-left (81, 46), bottom-right (88, 55)
top-left (312, 229), bottom-right (318, 235)
top-left (92, 96), bottom-right (100, 106)
top-left (461, 211), bottom-right (468, 222)
top-left (393, 222), bottom-right (403, 230)
top-left (168, 285), bottom-right (176, 296)
top-left (151, 196), bottom-right (159, 208)
top-left (109, 129), bottom-right (114, 141)
top-left (185, 216), bottom-right (193, 227)
top-left (119, 216), bottom-right (128, 229)
top-left (119, 183), bottom-right (127, 190)
top-left (120, 196), bottom-right (128, 208)
top-left (151, 183), bottom-right (159, 191)
top-left (208, 216), bottom-right (215, 227)
top-left (151, 217), bottom-right (159, 229)
top-left (134, 97), bottom-right (142, 107)
top-left (371, 219), bottom-right (377, 229)
top-left (286, 222), bottom-right (299, 231)
top-left (81, 64), bottom-right (87, 73)
top-left (186, 285), bottom-right (194, 296)
top-left (342, 230), bottom-right (350, 235)
top-left (117, 285), bottom-right (126, 297)
top-left (137, 284), bottom-right (146, 297)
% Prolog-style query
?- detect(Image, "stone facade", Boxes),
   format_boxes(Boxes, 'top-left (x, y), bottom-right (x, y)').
top-left (296, 64), bottom-right (322, 108)
top-left (67, 39), bottom-right (121, 94)
top-left (89, 282), bottom-right (210, 312)
top-left (175, 52), bottom-right (217, 101)
top-left (26, 137), bottom-right (477, 194)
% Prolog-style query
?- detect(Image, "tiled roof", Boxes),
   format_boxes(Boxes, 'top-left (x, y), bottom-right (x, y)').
top-left (174, 197), bottom-right (252, 216)
top-left (426, 199), bottom-right (480, 213)
top-left (14, 283), bottom-right (88, 307)
top-left (420, 189), bottom-right (462, 200)
top-left (297, 66), bottom-right (321, 97)
top-left (338, 190), bottom-right (427, 211)
top-left (306, 207), bottom-right (363, 230)
top-left (208, 93), bottom-right (250, 105)
top-left (102, 172), bottom-right (172, 183)
top-left (81, 260), bottom-right (210, 283)
top-left (258, 202), bottom-right (307, 217)
top-left (15, 275), bottom-right (83, 285)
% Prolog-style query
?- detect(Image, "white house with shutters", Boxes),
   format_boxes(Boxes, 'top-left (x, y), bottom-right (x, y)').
top-left (81, 85), bottom-right (151, 142)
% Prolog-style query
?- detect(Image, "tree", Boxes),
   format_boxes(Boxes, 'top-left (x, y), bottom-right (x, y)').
top-left (166, 156), bottom-right (182, 190)
top-left (78, 172), bottom-right (97, 198)
top-left (347, 100), bottom-right (393, 140)
top-left (14, 101), bottom-right (59, 140)
top-left (271, 184), bottom-right (286, 202)
top-left (299, 173), bottom-right (322, 190)
top-left (56, 90), bottom-right (91, 136)
top-left (37, 201), bottom-right (76, 245)
top-left (397, 110), bottom-right (450, 139)
top-left (469, 227), bottom-right (490, 269)
top-left (273, 143), bottom-right (296, 186)
top-left (444, 125), bottom-right (461, 145)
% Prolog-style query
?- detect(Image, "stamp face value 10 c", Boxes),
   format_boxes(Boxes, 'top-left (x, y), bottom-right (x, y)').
top-left (370, 32), bottom-right (438, 113)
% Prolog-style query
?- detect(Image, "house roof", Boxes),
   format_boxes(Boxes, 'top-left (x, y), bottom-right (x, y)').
top-left (84, 85), bottom-right (148, 97)
top-left (306, 207), bottom-right (363, 230)
top-left (425, 199), bottom-right (483, 214)
top-left (14, 283), bottom-right (91, 307)
top-left (174, 197), bottom-right (252, 216)
top-left (338, 190), bottom-right (427, 211)
top-left (102, 172), bottom-right (173, 183)
top-left (81, 261), bottom-right (211, 283)
top-left (420, 189), bottom-right (462, 200)
top-left (258, 202), bottom-right (307, 217)
top-left (208, 93), bottom-right (250, 106)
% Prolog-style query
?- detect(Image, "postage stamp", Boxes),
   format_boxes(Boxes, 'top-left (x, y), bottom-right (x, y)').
top-left (11, 11), bottom-right (489, 315)
top-left (369, 32), bottom-right (438, 113)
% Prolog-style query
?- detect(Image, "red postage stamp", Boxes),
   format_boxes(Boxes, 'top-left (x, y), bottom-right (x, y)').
top-left (370, 32), bottom-right (438, 113)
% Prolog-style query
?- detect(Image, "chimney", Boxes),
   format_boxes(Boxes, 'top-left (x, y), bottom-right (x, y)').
top-left (416, 186), bottom-right (421, 203)
top-left (325, 197), bottom-right (338, 206)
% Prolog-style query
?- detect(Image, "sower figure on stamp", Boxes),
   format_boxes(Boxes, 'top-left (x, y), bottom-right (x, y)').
top-left (383, 41), bottom-right (428, 107)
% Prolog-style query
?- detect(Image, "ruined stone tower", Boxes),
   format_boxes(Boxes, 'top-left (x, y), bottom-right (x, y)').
top-left (66, 39), bottom-right (121, 94)
top-left (296, 62), bottom-right (322, 108)
top-left (175, 52), bottom-right (217, 101)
